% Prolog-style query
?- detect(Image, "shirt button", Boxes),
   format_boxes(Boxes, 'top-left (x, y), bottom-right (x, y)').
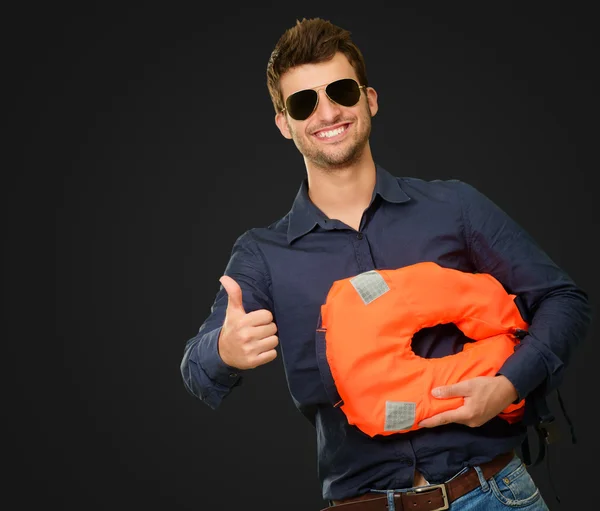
top-left (229, 373), bottom-right (238, 378)
top-left (357, 233), bottom-right (363, 240)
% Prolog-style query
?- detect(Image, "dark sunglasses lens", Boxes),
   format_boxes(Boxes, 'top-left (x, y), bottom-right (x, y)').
top-left (326, 79), bottom-right (360, 106)
top-left (287, 89), bottom-right (318, 120)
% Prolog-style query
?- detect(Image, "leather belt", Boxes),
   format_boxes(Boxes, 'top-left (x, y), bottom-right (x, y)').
top-left (321, 451), bottom-right (514, 511)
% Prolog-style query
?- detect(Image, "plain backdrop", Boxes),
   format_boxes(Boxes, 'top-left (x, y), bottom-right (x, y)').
top-left (7, 3), bottom-right (598, 511)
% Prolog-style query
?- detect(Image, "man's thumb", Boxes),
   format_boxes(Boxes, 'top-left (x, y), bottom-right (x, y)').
top-left (219, 275), bottom-right (245, 313)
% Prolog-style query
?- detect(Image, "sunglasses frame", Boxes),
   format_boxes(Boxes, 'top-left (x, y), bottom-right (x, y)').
top-left (281, 78), bottom-right (367, 121)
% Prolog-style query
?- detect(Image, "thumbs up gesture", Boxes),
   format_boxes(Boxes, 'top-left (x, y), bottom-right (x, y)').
top-left (217, 275), bottom-right (279, 370)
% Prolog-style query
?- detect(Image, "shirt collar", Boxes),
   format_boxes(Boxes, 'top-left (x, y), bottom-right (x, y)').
top-left (286, 164), bottom-right (411, 244)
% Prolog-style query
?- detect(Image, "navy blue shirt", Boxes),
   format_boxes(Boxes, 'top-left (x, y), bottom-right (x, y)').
top-left (180, 165), bottom-right (590, 500)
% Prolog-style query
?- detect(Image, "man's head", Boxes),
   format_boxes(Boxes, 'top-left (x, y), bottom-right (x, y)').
top-left (267, 18), bottom-right (369, 115)
top-left (267, 18), bottom-right (378, 170)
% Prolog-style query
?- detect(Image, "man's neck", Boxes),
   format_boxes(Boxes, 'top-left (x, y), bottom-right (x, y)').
top-left (306, 157), bottom-right (377, 218)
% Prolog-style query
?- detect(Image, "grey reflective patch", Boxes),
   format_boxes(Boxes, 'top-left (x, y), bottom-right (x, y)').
top-left (350, 270), bottom-right (390, 305)
top-left (384, 401), bottom-right (416, 431)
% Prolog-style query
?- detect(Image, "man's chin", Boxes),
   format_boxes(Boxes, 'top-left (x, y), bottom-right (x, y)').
top-left (308, 152), bottom-right (360, 170)
top-left (313, 144), bottom-right (365, 168)
top-left (294, 134), bottom-right (367, 169)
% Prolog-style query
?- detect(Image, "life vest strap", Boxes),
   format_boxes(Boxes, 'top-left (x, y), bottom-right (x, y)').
top-left (315, 316), bottom-right (343, 408)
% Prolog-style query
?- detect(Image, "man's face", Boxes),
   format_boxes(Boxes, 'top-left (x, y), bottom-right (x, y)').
top-left (275, 53), bottom-right (378, 170)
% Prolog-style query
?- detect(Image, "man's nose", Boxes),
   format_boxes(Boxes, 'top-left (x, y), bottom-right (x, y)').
top-left (313, 88), bottom-right (342, 120)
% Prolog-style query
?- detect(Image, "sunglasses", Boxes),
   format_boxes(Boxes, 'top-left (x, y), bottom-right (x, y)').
top-left (282, 78), bottom-right (366, 121)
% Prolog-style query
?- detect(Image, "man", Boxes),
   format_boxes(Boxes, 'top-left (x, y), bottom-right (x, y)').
top-left (180, 18), bottom-right (591, 510)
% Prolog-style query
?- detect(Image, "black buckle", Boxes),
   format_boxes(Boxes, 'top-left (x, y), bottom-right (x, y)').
top-left (537, 419), bottom-right (560, 445)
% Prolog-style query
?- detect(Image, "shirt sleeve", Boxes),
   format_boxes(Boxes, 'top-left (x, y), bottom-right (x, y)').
top-left (180, 230), bottom-right (273, 410)
top-left (456, 180), bottom-right (592, 403)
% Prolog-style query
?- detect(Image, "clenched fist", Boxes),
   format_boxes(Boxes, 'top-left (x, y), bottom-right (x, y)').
top-left (217, 275), bottom-right (279, 370)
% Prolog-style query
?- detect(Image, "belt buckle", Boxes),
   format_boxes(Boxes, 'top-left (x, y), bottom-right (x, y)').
top-left (407, 484), bottom-right (449, 511)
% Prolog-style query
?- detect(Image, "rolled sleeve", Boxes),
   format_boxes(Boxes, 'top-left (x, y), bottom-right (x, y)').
top-left (456, 180), bottom-right (592, 399)
top-left (179, 229), bottom-right (273, 410)
top-left (497, 337), bottom-right (557, 400)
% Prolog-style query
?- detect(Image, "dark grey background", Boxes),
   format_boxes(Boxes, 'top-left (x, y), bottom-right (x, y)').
top-left (8, 3), bottom-right (598, 511)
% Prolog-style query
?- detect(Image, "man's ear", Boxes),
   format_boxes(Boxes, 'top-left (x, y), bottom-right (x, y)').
top-left (275, 112), bottom-right (293, 140)
top-left (366, 87), bottom-right (379, 118)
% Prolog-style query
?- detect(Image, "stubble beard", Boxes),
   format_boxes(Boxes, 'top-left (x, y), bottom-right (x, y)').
top-left (288, 106), bottom-right (372, 172)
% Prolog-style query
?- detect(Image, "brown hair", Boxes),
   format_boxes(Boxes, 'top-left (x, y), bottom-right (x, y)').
top-left (266, 18), bottom-right (369, 114)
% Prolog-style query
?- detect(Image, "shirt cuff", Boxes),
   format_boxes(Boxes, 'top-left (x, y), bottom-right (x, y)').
top-left (497, 340), bottom-right (549, 400)
top-left (196, 327), bottom-right (242, 387)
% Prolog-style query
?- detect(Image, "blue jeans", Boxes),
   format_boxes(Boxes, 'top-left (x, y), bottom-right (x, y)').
top-left (364, 454), bottom-right (549, 510)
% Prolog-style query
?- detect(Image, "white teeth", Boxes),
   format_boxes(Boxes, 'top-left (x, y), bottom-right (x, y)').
top-left (316, 126), bottom-right (346, 138)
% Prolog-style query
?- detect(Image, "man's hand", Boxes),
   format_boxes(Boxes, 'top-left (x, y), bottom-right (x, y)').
top-left (217, 275), bottom-right (279, 370)
top-left (417, 375), bottom-right (519, 428)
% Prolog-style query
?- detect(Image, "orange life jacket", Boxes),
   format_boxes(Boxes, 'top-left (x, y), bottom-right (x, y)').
top-left (315, 261), bottom-right (527, 438)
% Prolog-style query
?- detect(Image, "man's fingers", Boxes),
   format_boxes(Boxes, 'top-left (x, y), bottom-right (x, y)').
top-left (248, 322), bottom-right (278, 341)
top-left (245, 308), bottom-right (274, 326)
top-left (432, 380), bottom-right (471, 399)
top-left (220, 275), bottom-right (246, 314)
top-left (256, 334), bottom-right (279, 352)
top-left (217, 276), bottom-right (278, 369)
top-left (418, 410), bottom-right (461, 428)
top-left (254, 348), bottom-right (278, 366)
top-left (246, 336), bottom-right (279, 368)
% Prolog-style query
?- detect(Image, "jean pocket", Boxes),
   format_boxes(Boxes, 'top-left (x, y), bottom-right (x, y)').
top-left (488, 456), bottom-right (544, 507)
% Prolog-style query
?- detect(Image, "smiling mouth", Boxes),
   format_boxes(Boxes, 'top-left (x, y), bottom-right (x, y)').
top-left (313, 123), bottom-right (350, 140)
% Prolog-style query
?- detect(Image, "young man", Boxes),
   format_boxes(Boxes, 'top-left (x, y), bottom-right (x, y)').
top-left (180, 18), bottom-right (591, 510)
